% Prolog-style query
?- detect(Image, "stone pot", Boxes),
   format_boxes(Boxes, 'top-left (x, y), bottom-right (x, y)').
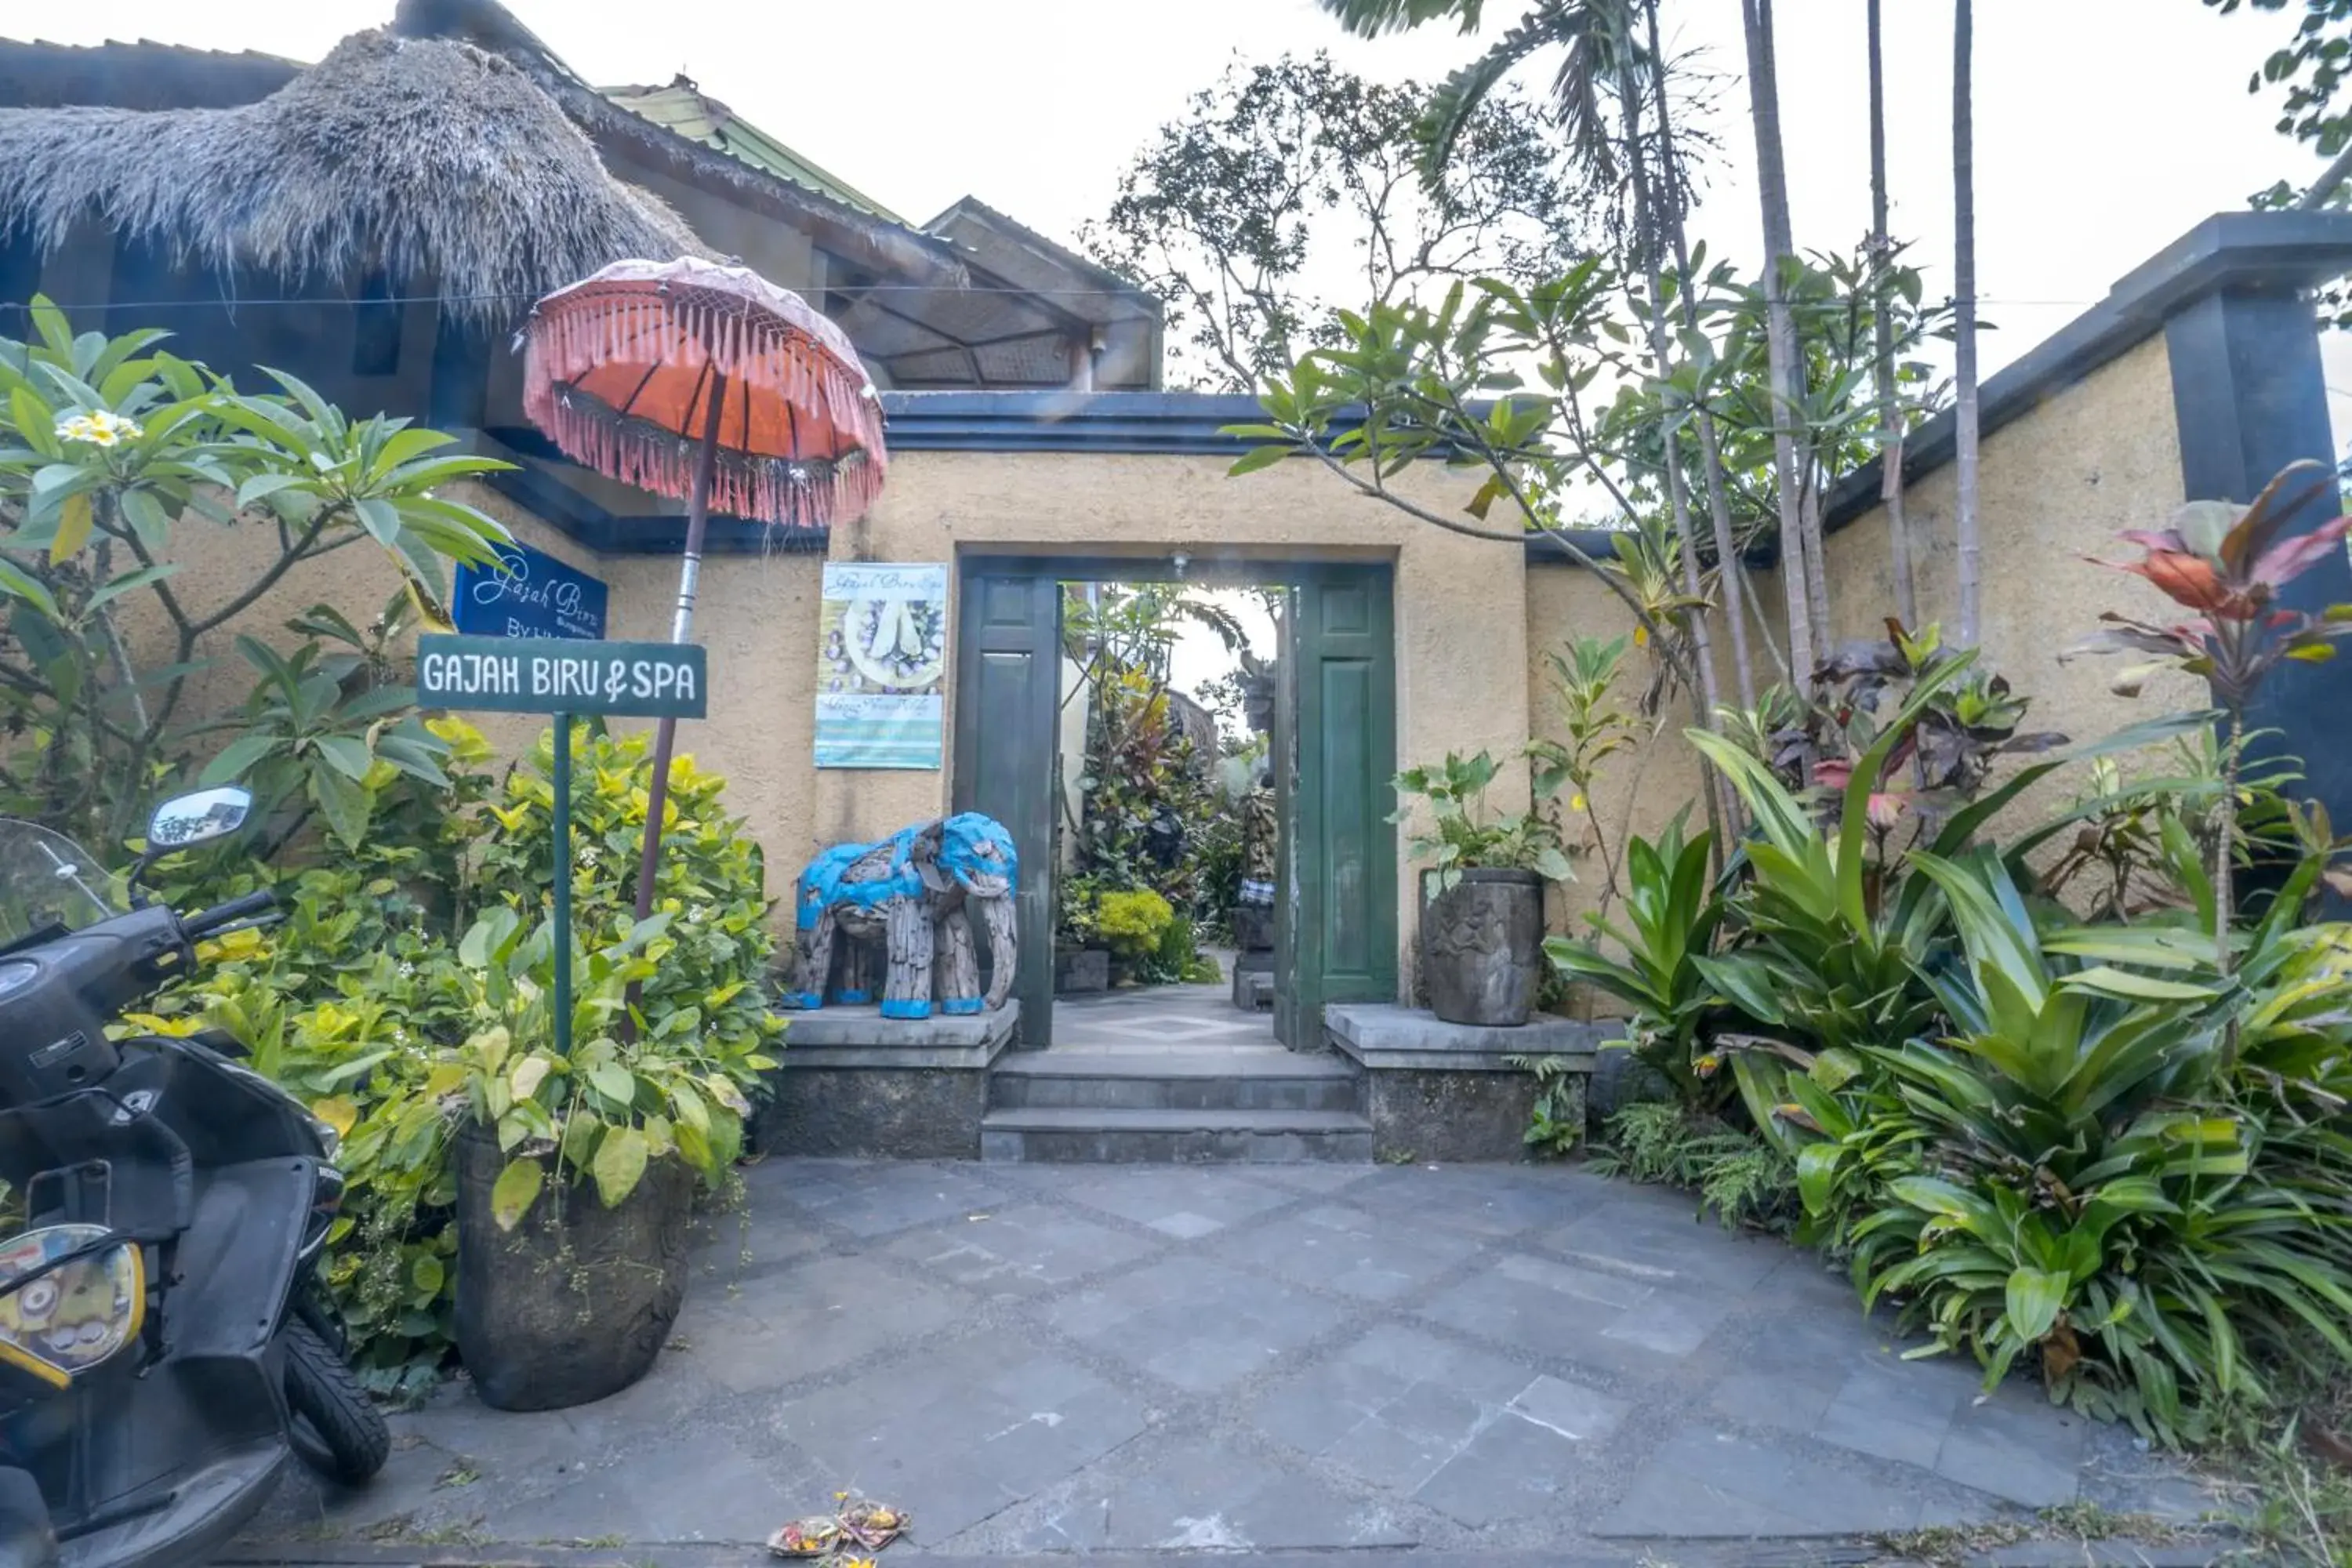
top-left (1055, 946), bottom-right (1110, 994)
top-left (1420, 868), bottom-right (1544, 1027)
top-left (452, 1124), bottom-right (693, 1412)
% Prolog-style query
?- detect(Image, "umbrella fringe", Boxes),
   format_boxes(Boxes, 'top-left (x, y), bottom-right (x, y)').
top-left (528, 391), bottom-right (881, 532)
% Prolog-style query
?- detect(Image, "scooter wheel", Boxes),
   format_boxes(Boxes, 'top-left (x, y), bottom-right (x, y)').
top-left (282, 1316), bottom-right (390, 1485)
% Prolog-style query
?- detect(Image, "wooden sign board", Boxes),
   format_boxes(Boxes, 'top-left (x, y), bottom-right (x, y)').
top-left (417, 634), bottom-right (707, 719)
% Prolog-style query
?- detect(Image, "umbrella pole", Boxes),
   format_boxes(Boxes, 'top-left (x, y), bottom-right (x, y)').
top-left (632, 377), bottom-right (729, 924)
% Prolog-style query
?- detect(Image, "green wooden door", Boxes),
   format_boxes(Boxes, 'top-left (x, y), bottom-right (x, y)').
top-left (951, 565), bottom-right (1061, 1046)
top-left (1278, 565), bottom-right (1399, 1047)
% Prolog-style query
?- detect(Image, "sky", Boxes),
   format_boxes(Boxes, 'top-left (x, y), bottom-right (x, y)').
top-left (20, 0), bottom-right (2352, 701)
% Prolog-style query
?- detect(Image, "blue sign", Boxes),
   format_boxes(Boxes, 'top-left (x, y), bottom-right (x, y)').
top-left (454, 541), bottom-right (608, 641)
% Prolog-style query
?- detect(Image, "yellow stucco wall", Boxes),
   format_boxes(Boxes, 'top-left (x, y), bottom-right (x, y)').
top-left (1824, 333), bottom-right (2198, 817)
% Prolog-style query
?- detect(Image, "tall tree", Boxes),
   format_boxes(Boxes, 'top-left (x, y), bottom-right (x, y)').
top-left (1610, 9), bottom-right (1726, 741)
top-left (1867, 0), bottom-right (1919, 629)
top-left (1951, 0), bottom-right (1983, 646)
top-left (1645, 0), bottom-right (1761, 709)
top-left (1087, 54), bottom-right (1584, 391)
top-left (1739, 0), bottom-right (1822, 684)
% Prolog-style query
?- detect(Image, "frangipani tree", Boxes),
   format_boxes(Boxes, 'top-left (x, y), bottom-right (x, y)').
top-left (0, 299), bottom-right (514, 848)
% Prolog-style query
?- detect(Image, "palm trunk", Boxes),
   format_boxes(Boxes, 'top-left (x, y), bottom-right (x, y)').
top-left (1616, 46), bottom-right (1722, 731)
top-left (1740, 0), bottom-right (1820, 687)
top-left (1647, 0), bottom-right (1760, 710)
top-left (1953, 0), bottom-right (1984, 647)
top-left (1867, 0), bottom-right (1919, 628)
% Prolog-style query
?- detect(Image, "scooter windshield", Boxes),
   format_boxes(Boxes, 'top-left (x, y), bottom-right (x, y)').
top-left (0, 820), bottom-right (124, 946)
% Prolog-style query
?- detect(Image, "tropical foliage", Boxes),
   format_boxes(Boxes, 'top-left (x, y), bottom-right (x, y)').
top-left (0, 300), bottom-right (510, 851)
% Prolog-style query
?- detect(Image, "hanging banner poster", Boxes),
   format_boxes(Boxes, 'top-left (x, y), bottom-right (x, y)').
top-left (815, 562), bottom-right (947, 769)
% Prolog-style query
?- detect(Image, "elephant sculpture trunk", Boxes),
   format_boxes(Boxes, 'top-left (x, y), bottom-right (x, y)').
top-left (792, 813), bottom-right (1020, 1022)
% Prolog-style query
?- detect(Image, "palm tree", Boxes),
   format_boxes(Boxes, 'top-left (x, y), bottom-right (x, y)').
top-left (1953, 0), bottom-right (1982, 646)
top-left (1867, 0), bottom-right (1919, 630)
top-left (1322, 0), bottom-right (1766, 708)
top-left (1739, 0), bottom-right (1821, 685)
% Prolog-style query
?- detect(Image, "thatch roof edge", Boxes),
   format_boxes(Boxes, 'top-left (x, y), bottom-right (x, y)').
top-left (389, 0), bottom-right (967, 289)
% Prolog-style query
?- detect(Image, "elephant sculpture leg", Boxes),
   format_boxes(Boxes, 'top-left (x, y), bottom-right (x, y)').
top-left (935, 901), bottom-right (982, 1016)
top-left (882, 895), bottom-right (935, 1019)
top-left (790, 902), bottom-right (835, 1010)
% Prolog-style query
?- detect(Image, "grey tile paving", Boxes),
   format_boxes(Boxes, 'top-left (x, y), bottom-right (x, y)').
top-left (1000, 1434), bottom-right (1415, 1552)
top-left (1597, 1425), bottom-right (1936, 1537)
top-left (771, 1159), bottom-right (1012, 1237)
top-left (1211, 1200), bottom-right (1486, 1301)
top-left (882, 1202), bottom-right (1162, 1298)
top-left (1056, 1163), bottom-right (1298, 1234)
top-left (1045, 1256), bottom-right (1338, 1392)
top-left (765, 1334), bottom-right (1150, 1540)
top-left (242, 1160), bottom-right (2218, 1561)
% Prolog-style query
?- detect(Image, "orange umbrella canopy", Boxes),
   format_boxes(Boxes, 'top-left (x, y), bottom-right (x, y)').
top-left (521, 256), bottom-right (886, 529)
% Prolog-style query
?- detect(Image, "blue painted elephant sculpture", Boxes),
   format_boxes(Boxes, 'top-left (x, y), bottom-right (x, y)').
top-left (789, 813), bottom-right (1019, 1020)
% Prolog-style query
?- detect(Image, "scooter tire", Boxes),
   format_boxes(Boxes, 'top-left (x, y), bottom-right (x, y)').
top-left (282, 1316), bottom-right (390, 1486)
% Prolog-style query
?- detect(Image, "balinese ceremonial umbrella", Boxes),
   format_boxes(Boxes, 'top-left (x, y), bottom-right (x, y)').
top-left (521, 256), bottom-right (887, 919)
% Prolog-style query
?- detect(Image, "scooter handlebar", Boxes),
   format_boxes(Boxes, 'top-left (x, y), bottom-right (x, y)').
top-left (181, 890), bottom-right (278, 938)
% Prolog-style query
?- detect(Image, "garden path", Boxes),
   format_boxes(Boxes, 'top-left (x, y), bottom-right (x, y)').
top-left (1050, 975), bottom-right (1277, 1052)
top-left (238, 1160), bottom-right (2221, 1567)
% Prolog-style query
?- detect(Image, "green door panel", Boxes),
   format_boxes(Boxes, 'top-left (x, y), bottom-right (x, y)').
top-left (1287, 566), bottom-right (1399, 1047)
top-left (951, 566), bottom-right (1060, 1046)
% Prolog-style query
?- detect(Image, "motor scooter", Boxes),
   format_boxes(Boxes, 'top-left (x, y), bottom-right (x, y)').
top-left (0, 786), bottom-right (388, 1568)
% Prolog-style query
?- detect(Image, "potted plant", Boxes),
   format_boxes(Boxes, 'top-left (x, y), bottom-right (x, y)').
top-left (1394, 750), bottom-right (1570, 1028)
top-left (448, 908), bottom-right (760, 1412)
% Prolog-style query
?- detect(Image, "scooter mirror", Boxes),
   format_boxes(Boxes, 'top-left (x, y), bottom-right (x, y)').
top-left (147, 786), bottom-right (253, 851)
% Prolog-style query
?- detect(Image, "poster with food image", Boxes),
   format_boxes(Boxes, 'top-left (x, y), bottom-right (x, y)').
top-left (815, 562), bottom-right (948, 769)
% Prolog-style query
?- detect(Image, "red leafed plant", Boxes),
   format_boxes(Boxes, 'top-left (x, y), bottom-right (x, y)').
top-left (2067, 459), bottom-right (2352, 1012)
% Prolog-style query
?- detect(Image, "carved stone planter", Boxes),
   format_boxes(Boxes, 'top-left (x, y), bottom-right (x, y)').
top-left (1420, 868), bottom-right (1544, 1028)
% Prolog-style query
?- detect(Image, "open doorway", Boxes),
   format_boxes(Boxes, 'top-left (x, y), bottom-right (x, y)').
top-left (953, 557), bottom-right (1397, 1052)
top-left (1048, 582), bottom-right (1286, 1051)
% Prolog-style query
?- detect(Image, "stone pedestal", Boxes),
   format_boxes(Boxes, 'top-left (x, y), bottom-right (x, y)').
top-left (760, 1003), bottom-right (1019, 1159)
top-left (1323, 1004), bottom-right (1614, 1163)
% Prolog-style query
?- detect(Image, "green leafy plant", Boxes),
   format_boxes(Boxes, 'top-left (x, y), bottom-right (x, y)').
top-left (1585, 1102), bottom-right (1795, 1232)
top-left (1095, 887), bottom-right (1176, 961)
top-left (1529, 633), bottom-right (1639, 911)
top-left (452, 907), bottom-right (760, 1232)
top-left (1544, 815), bottom-right (1726, 1109)
top-left (1392, 748), bottom-right (1572, 884)
top-left (475, 724), bottom-right (781, 1073)
top-left (1840, 851), bottom-right (2352, 1446)
top-left (200, 593), bottom-right (456, 852)
top-left (1507, 1053), bottom-right (1585, 1156)
top-left (0, 298), bottom-right (511, 851)
top-left (2070, 460), bottom-right (2352, 1019)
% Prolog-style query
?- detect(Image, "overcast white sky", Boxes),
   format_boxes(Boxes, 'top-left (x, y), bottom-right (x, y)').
top-left (24, 0), bottom-right (2347, 392)
top-left (22, 0), bottom-right (2352, 701)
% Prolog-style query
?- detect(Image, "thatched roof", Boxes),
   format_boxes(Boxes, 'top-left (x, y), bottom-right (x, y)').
top-left (0, 28), bottom-right (717, 331)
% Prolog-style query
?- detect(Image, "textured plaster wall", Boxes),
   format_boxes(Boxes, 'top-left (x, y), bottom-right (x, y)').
top-left (1824, 333), bottom-right (2198, 818)
top-left (811, 449), bottom-right (1533, 993)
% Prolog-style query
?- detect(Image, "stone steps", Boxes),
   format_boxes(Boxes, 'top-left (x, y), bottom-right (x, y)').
top-left (989, 1049), bottom-right (1362, 1112)
top-left (978, 1105), bottom-right (1374, 1163)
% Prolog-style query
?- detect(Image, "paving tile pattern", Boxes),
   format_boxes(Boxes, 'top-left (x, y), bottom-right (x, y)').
top-left (247, 1160), bottom-right (2209, 1559)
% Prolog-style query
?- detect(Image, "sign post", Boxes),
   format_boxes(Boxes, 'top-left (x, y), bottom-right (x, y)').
top-left (418, 635), bottom-right (710, 1055)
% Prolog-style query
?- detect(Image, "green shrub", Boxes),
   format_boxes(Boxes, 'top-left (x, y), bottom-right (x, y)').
top-left (475, 724), bottom-right (782, 1077)
top-left (141, 720), bottom-right (781, 1390)
top-left (1096, 887), bottom-right (1175, 960)
top-left (1587, 1102), bottom-right (1794, 1230)
top-left (1803, 851), bottom-right (2352, 1446)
